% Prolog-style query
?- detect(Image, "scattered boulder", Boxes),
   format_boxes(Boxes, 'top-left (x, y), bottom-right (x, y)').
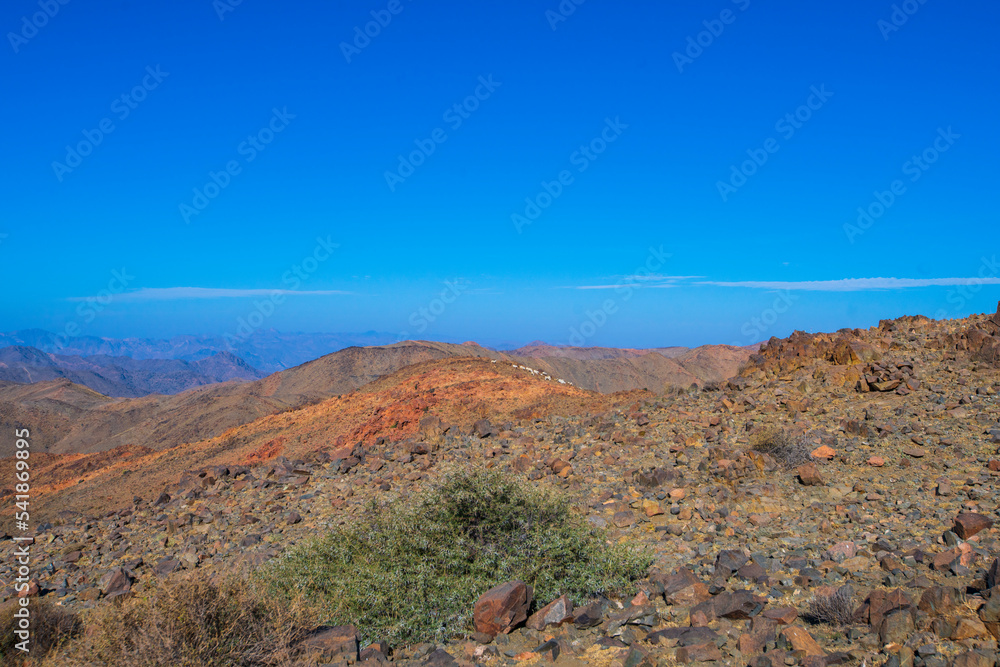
top-left (954, 512), bottom-right (994, 539)
top-left (473, 581), bottom-right (532, 639)
top-left (299, 625), bottom-right (360, 662)
top-left (797, 463), bottom-right (824, 486)
top-left (526, 594), bottom-right (573, 631)
top-left (472, 419), bottom-right (494, 438)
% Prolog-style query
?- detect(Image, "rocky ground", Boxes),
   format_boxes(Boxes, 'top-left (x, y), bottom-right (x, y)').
top-left (3, 308), bottom-right (1000, 666)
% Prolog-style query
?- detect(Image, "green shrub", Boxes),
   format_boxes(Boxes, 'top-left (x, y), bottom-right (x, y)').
top-left (259, 468), bottom-right (651, 647)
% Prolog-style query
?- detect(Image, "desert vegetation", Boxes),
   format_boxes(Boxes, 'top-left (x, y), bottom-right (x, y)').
top-left (259, 468), bottom-right (652, 647)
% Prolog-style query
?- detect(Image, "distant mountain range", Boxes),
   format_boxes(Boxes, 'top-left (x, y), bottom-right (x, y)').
top-left (0, 346), bottom-right (264, 398)
top-left (0, 329), bottom-right (403, 374)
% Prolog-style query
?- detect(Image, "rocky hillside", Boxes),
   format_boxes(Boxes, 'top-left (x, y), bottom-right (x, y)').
top-left (2, 308), bottom-right (1000, 665)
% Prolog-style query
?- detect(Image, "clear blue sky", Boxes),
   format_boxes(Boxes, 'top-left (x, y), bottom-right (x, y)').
top-left (2, 0), bottom-right (998, 349)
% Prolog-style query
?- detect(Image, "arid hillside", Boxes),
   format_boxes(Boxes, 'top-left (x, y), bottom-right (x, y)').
top-left (2, 309), bottom-right (1000, 666)
top-left (0, 340), bottom-right (750, 457)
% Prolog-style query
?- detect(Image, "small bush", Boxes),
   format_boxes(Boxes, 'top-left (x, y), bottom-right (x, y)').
top-left (260, 468), bottom-right (651, 647)
top-left (0, 598), bottom-right (81, 664)
top-left (85, 575), bottom-right (315, 667)
top-left (805, 585), bottom-right (856, 626)
top-left (749, 428), bottom-right (812, 469)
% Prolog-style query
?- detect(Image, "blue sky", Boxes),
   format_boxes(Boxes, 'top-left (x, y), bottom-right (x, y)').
top-left (2, 0), bottom-right (998, 349)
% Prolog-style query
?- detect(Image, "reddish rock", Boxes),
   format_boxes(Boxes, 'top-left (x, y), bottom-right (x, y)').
top-left (781, 626), bottom-right (825, 657)
top-left (933, 543), bottom-right (976, 570)
top-left (860, 589), bottom-right (913, 630)
top-left (810, 445), bottom-right (835, 460)
top-left (954, 512), bottom-right (994, 539)
top-left (868, 456), bottom-right (885, 467)
top-left (797, 463), bottom-right (824, 486)
top-left (525, 594), bottom-right (573, 631)
top-left (738, 617), bottom-right (777, 656)
top-left (951, 617), bottom-right (989, 641)
top-left (473, 581), bottom-right (532, 639)
top-left (823, 541), bottom-right (857, 562)
top-left (100, 567), bottom-right (132, 599)
top-left (762, 606), bottom-right (798, 624)
top-left (17, 580), bottom-right (39, 598)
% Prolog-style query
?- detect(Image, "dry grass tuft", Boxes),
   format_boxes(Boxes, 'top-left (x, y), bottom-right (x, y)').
top-left (72, 575), bottom-right (316, 667)
top-left (749, 428), bottom-right (813, 470)
top-left (805, 585), bottom-right (856, 626)
top-left (0, 597), bottom-right (81, 665)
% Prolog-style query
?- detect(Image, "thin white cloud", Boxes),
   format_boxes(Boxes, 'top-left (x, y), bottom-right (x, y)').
top-left (622, 274), bottom-right (704, 282)
top-left (561, 275), bottom-right (702, 290)
top-left (69, 287), bottom-right (353, 302)
top-left (560, 275), bottom-right (1000, 292)
top-left (697, 277), bottom-right (1000, 291)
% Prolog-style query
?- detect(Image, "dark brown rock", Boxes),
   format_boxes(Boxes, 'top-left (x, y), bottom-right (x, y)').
top-left (979, 588), bottom-right (1000, 640)
top-left (300, 624), bottom-right (360, 662)
top-left (472, 419), bottom-right (494, 438)
top-left (880, 609), bottom-right (915, 644)
top-left (955, 513), bottom-right (994, 539)
top-left (677, 642), bottom-right (723, 663)
top-left (918, 586), bottom-right (966, 617)
top-left (952, 651), bottom-right (997, 667)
